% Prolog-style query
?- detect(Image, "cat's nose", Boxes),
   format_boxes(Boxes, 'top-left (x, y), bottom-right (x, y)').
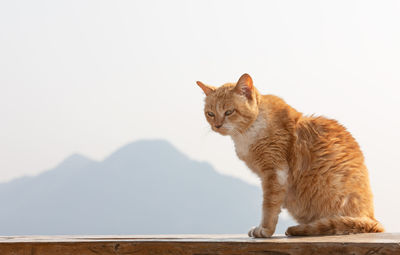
top-left (215, 124), bottom-right (223, 129)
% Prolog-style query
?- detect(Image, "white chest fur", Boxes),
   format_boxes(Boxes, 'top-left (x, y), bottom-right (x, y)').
top-left (231, 114), bottom-right (267, 159)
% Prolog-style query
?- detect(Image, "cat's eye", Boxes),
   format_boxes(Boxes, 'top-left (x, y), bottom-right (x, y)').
top-left (207, 112), bottom-right (215, 117)
top-left (225, 110), bottom-right (234, 116)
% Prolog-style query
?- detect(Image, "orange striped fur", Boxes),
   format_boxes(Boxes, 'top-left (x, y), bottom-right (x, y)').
top-left (196, 74), bottom-right (384, 237)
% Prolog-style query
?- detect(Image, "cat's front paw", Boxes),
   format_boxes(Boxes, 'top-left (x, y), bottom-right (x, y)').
top-left (248, 226), bottom-right (273, 238)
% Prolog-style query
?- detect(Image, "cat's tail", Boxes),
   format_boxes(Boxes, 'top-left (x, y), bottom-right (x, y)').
top-left (285, 216), bottom-right (384, 236)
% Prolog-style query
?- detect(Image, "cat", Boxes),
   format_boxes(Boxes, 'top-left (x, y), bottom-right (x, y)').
top-left (196, 73), bottom-right (384, 237)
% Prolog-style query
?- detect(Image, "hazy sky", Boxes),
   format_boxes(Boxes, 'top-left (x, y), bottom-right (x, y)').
top-left (1, 0), bottom-right (400, 231)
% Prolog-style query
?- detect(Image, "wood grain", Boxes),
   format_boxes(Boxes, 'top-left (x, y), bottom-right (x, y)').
top-left (0, 233), bottom-right (399, 255)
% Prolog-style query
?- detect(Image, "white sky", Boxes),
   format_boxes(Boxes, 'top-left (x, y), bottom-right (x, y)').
top-left (1, 0), bottom-right (400, 231)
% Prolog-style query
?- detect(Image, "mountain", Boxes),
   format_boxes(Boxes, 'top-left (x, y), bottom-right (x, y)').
top-left (0, 139), bottom-right (294, 235)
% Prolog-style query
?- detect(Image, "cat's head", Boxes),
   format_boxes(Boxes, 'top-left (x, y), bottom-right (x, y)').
top-left (196, 73), bottom-right (260, 136)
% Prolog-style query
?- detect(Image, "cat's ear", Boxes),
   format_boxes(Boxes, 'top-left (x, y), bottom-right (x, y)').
top-left (234, 73), bottom-right (254, 100)
top-left (196, 81), bottom-right (215, 96)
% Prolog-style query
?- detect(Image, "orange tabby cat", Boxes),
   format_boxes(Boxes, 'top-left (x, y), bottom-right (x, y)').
top-left (196, 73), bottom-right (384, 237)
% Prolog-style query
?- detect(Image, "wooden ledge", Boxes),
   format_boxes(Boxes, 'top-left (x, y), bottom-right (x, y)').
top-left (0, 233), bottom-right (399, 254)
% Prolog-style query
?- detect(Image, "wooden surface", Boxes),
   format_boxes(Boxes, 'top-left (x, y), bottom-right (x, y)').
top-left (0, 233), bottom-right (399, 255)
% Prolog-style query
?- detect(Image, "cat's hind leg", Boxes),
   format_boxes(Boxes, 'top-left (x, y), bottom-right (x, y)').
top-left (285, 216), bottom-right (384, 236)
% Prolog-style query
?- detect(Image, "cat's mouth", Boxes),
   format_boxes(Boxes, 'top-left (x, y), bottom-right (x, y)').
top-left (212, 125), bottom-right (232, 136)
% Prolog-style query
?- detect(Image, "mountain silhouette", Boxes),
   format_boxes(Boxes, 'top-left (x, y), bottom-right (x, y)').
top-left (0, 139), bottom-right (293, 235)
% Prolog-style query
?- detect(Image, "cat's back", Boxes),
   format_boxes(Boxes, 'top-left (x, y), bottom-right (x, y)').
top-left (260, 94), bottom-right (290, 111)
top-left (295, 115), bottom-right (362, 153)
top-left (290, 114), bottom-right (366, 184)
top-left (259, 94), bottom-right (302, 126)
top-left (260, 96), bottom-right (361, 157)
